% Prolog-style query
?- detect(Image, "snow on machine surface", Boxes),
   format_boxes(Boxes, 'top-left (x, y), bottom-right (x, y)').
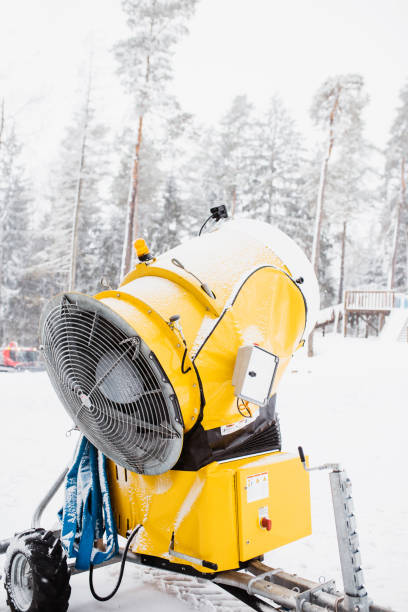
top-left (0, 211), bottom-right (395, 612)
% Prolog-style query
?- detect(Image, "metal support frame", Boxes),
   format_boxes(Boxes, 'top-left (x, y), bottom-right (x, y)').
top-left (0, 450), bottom-right (395, 612)
top-left (247, 567), bottom-right (283, 594)
top-left (299, 448), bottom-right (372, 612)
top-left (330, 469), bottom-right (370, 612)
top-left (31, 467), bottom-right (68, 528)
top-left (294, 579), bottom-right (336, 611)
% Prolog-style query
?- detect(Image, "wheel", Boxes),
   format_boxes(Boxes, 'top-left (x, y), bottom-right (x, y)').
top-left (4, 529), bottom-right (71, 612)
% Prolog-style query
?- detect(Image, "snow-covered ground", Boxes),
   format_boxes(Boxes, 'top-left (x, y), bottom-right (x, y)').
top-left (0, 334), bottom-right (406, 611)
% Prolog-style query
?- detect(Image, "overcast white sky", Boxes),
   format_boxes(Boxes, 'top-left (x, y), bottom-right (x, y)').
top-left (0, 0), bottom-right (407, 191)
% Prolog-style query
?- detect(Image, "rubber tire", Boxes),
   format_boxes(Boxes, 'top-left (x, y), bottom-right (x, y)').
top-left (4, 528), bottom-right (71, 612)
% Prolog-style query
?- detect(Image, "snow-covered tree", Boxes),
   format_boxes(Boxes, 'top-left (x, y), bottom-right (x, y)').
top-left (36, 86), bottom-right (110, 294)
top-left (215, 95), bottom-right (254, 216)
top-left (104, 127), bottom-right (166, 280)
top-left (0, 99), bottom-right (5, 151)
top-left (309, 74), bottom-right (368, 275)
top-left (147, 175), bottom-right (186, 253)
top-left (384, 80), bottom-right (408, 290)
top-left (114, 0), bottom-right (199, 278)
top-left (0, 118), bottom-right (34, 344)
top-left (302, 150), bottom-right (336, 305)
top-left (68, 64), bottom-right (92, 292)
top-left (308, 74), bottom-right (368, 355)
top-left (249, 96), bottom-right (307, 238)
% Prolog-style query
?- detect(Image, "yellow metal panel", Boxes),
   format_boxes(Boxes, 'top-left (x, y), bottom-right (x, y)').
top-left (96, 231), bottom-right (307, 434)
top-left (107, 459), bottom-right (240, 573)
top-left (121, 264), bottom-right (222, 317)
top-left (107, 452), bottom-right (311, 573)
top-left (127, 229), bottom-right (289, 311)
top-left (235, 453), bottom-right (311, 561)
top-left (196, 268), bottom-right (306, 430)
top-left (95, 291), bottom-right (201, 430)
top-left (118, 275), bottom-right (216, 350)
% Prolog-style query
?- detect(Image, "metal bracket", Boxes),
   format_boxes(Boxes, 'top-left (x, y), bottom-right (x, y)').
top-left (169, 532), bottom-right (218, 571)
top-left (247, 567), bottom-right (283, 594)
top-left (294, 579), bottom-right (336, 611)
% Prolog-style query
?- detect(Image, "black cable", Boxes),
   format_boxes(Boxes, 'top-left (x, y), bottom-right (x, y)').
top-left (181, 346), bottom-right (191, 374)
top-left (237, 398), bottom-right (252, 418)
top-left (89, 525), bottom-right (141, 602)
top-left (193, 265), bottom-right (308, 362)
top-left (198, 215), bottom-right (212, 236)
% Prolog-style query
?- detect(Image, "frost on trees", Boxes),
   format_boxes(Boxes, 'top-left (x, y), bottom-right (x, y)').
top-left (215, 94), bottom-right (254, 216)
top-left (34, 74), bottom-right (110, 296)
top-left (308, 74), bottom-right (368, 355)
top-left (251, 96), bottom-right (307, 247)
top-left (113, 0), bottom-right (199, 279)
top-left (0, 114), bottom-right (35, 345)
top-left (385, 79), bottom-right (408, 290)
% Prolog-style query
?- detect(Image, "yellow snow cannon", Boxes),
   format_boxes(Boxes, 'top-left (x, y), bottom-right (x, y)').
top-left (39, 216), bottom-right (319, 576)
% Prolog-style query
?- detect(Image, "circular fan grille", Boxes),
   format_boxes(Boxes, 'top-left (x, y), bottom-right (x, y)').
top-left (39, 293), bottom-right (183, 475)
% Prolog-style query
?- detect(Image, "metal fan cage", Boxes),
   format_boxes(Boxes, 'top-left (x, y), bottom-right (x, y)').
top-left (39, 293), bottom-right (184, 475)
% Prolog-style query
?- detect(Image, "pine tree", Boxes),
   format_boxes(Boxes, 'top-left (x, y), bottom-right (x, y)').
top-left (328, 138), bottom-right (376, 301)
top-left (308, 74), bottom-right (368, 355)
top-left (250, 96), bottom-right (307, 237)
top-left (148, 175), bottom-right (189, 253)
top-left (36, 93), bottom-right (110, 294)
top-left (114, 0), bottom-right (199, 278)
top-left (302, 150), bottom-right (336, 305)
top-left (309, 74), bottom-right (368, 275)
top-left (68, 63), bottom-right (92, 292)
top-left (385, 80), bottom-right (408, 290)
top-left (0, 119), bottom-right (34, 344)
top-left (105, 128), bottom-right (166, 278)
top-left (215, 95), bottom-right (254, 216)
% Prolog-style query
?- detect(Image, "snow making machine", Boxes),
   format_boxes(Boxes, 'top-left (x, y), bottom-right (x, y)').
top-left (0, 212), bottom-right (394, 612)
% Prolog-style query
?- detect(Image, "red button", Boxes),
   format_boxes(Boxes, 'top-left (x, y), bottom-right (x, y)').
top-left (261, 517), bottom-right (272, 531)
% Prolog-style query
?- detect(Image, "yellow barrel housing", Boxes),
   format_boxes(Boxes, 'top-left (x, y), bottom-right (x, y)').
top-left (98, 219), bottom-right (317, 431)
top-left (40, 219), bottom-right (318, 475)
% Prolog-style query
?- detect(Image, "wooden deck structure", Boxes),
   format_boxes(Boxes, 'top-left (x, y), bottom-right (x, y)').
top-left (344, 290), bottom-right (404, 337)
top-left (313, 290), bottom-right (408, 340)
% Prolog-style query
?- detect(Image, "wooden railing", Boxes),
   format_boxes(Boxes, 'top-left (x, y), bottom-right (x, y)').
top-left (345, 290), bottom-right (396, 311)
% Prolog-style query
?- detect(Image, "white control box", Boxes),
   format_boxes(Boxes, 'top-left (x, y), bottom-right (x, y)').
top-left (232, 345), bottom-right (279, 407)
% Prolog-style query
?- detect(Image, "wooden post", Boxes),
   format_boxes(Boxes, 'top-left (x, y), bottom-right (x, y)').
top-left (343, 291), bottom-right (348, 337)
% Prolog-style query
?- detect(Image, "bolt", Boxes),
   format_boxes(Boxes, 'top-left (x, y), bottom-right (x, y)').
top-left (148, 309), bottom-right (152, 314)
top-left (246, 540), bottom-right (250, 545)
top-left (116, 293), bottom-right (120, 298)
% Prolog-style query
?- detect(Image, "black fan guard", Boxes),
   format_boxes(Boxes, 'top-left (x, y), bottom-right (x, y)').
top-left (39, 293), bottom-right (184, 475)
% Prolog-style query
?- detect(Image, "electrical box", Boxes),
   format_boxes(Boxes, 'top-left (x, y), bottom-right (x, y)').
top-left (235, 452), bottom-right (312, 561)
top-left (232, 345), bottom-right (279, 407)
